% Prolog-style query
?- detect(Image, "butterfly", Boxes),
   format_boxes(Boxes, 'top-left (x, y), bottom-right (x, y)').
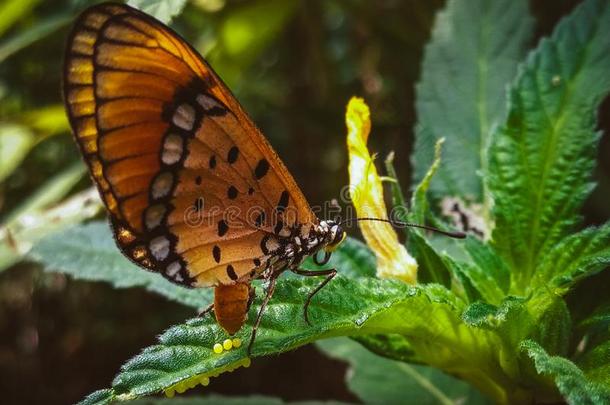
top-left (62, 2), bottom-right (347, 353)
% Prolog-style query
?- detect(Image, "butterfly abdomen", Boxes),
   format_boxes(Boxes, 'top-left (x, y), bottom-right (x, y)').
top-left (214, 283), bottom-right (253, 335)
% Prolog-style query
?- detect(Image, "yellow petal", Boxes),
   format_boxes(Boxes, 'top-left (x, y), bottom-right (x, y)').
top-left (346, 97), bottom-right (417, 284)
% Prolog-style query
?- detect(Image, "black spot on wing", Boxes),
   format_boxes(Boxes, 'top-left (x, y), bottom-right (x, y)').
top-left (227, 185), bottom-right (238, 200)
top-left (217, 219), bottom-right (228, 237)
top-left (213, 245), bottom-right (221, 263)
top-left (226, 264), bottom-right (238, 281)
top-left (276, 190), bottom-right (289, 213)
top-left (254, 159), bottom-right (269, 179)
top-left (227, 146), bottom-right (239, 164)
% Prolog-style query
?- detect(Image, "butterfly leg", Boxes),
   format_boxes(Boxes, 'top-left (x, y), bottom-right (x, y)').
top-left (247, 276), bottom-right (278, 355)
top-left (290, 268), bottom-right (337, 326)
top-left (197, 303), bottom-right (214, 318)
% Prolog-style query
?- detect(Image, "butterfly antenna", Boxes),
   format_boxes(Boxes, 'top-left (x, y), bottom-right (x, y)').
top-left (339, 217), bottom-right (466, 239)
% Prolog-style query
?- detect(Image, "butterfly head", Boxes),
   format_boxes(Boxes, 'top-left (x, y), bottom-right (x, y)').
top-left (320, 220), bottom-right (346, 252)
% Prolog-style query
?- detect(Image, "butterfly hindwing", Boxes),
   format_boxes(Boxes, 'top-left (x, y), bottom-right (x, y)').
top-left (63, 3), bottom-right (316, 287)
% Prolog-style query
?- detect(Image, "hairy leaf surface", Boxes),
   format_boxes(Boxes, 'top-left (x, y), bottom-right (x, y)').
top-left (488, 0), bottom-right (610, 291)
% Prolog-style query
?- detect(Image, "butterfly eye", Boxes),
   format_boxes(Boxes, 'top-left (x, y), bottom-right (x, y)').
top-left (325, 230), bottom-right (346, 252)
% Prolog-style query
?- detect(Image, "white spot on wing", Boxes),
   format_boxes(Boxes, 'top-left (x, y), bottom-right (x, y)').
top-left (161, 133), bottom-right (184, 165)
top-left (152, 172), bottom-right (173, 199)
top-left (265, 237), bottom-right (280, 253)
top-left (145, 204), bottom-right (166, 230)
top-left (150, 236), bottom-right (170, 260)
top-left (166, 261), bottom-right (181, 277)
top-left (172, 103), bottom-right (195, 130)
top-left (196, 94), bottom-right (222, 111)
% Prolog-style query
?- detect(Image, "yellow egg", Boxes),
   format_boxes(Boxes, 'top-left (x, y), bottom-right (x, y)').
top-left (213, 343), bottom-right (223, 354)
top-left (232, 338), bottom-right (242, 348)
top-left (222, 338), bottom-right (233, 350)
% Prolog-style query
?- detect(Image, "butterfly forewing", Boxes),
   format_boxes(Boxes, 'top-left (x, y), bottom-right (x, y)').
top-left (63, 3), bottom-right (317, 287)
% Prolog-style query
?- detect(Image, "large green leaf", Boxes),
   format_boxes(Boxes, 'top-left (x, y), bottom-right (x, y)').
top-left (132, 396), bottom-right (349, 405)
top-left (462, 292), bottom-right (572, 374)
top-left (413, 0), bottom-right (533, 206)
top-left (535, 223), bottom-right (610, 292)
top-left (317, 337), bottom-right (488, 405)
top-left (80, 391), bottom-right (348, 405)
top-left (458, 237), bottom-right (510, 305)
top-left (488, 0), bottom-right (610, 292)
top-left (29, 222), bottom-right (212, 310)
top-left (521, 340), bottom-right (610, 404)
top-left (77, 279), bottom-right (521, 403)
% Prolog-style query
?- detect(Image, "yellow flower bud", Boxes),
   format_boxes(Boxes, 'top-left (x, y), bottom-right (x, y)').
top-left (346, 97), bottom-right (418, 284)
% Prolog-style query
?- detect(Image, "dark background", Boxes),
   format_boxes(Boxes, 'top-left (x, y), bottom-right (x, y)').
top-left (0, 0), bottom-right (607, 404)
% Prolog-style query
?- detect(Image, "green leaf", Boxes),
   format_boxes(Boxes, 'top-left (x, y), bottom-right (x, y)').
top-left (579, 302), bottom-right (610, 334)
top-left (0, 12), bottom-right (73, 63)
top-left (413, 0), bottom-right (533, 206)
top-left (0, 163), bottom-right (90, 271)
top-left (384, 151), bottom-right (409, 230)
top-left (29, 222), bottom-right (212, 309)
top-left (457, 237), bottom-right (510, 305)
top-left (410, 138), bottom-right (443, 225)
top-left (82, 392), bottom-right (339, 405)
top-left (535, 223), bottom-right (610, 292)
top-left (78, 389), bottom-right (114, 405)
top-left (126, 0), bottom-right (187, 24)
top-left (521, 340), bottom-right (610, 404)
top-left (463, 293), bottom-right (571, 361)
top-left (575, 301), bottom-right (610, 388)
top-left (317, 337), bottom-right (488, 405)
top-left (577, 338), bottom-right (610, 389)
top-left (407, 232), bottom-right (452, 286)
top-left (82, 279), bottom-right (519, 403)
top-left (488, 0), bottom-right (610, 292)
top-left (130, 395), bottom-right (349, 405)
top-left (0, 123), bottom-right (34, 182)
top-left (407, 138), bottom-right (454, 287)
top-left (352, 334), bottom-right (417, 363)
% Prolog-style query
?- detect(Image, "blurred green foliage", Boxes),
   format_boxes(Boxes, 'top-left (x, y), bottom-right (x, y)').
top-left (1, 0), bottom-right (609, 404)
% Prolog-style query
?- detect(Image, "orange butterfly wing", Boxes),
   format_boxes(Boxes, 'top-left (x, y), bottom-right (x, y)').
top-left (63, 3), bottom-right (317, 287)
